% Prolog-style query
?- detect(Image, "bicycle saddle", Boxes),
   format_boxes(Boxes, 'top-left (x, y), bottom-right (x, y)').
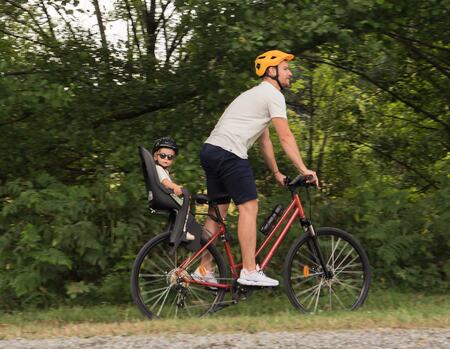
top-left (191, 193), bottom-right (209, 204)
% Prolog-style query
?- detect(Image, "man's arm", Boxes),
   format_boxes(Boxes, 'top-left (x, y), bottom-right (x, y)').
top-left (271, 117), bottom-right (319, 185)
top-left (258, 128), bottom-right (287, 185)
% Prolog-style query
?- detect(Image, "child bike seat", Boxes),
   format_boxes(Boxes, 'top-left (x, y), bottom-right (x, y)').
top-left (139, 146), bottom-right (201, 251)
top-left (139, 146), bottom-right (181, 211)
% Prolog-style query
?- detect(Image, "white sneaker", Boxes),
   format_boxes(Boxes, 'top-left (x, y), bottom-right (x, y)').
top-left (237, 265), bottom-right (279, 287)
top-left (185, 232), bottom-right (195, 241)
top-left (191, 266), bottom-right (218, 289)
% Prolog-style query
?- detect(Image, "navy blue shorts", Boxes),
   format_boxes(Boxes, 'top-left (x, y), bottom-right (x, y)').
top-left (200, 143), bottom-right (257, 205)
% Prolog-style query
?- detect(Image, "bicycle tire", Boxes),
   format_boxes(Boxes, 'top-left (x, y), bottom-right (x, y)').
top-left (283, 227), bottom-right (371, 313)
top-left (131, 232), bottom-right (227, 319)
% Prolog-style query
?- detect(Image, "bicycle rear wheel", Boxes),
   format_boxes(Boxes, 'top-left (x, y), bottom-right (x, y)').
top-left (131, 232), bottom-right (227, 319)
top-left (283, 227), bottom-right (371, 313)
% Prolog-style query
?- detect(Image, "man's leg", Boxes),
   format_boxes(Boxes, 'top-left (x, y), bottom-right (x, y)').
top-left (237, 199), bottom-right (258, 271)
top-left (203, 204), bottom-right (229, 237)
top-left (200, 203), bottom-right (229, 270)
top-left (236, 199), bottom-right (279, 286)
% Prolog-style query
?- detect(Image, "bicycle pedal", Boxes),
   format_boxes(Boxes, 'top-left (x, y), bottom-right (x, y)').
top-left (243, 285), bottom-right (275, 290)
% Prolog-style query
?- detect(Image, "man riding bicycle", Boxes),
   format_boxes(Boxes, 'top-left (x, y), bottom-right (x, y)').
top-left (198, 49), bottom-right (319, 287)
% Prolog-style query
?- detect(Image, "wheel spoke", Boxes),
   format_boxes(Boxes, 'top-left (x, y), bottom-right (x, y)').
top-left (139, 273), bottom-right (166, 279)
top-left (337, 270), bottom-right (364, 275)
top-left (334, 256), bottom-right (360, 277)
top-left (161, 248), bottom-right (177, 269)
top-left (330, 285), bottom-right (346, 308)
top-left (334, 278), bottom-right (362, 292)
top-left (292, 278), bottom-right (318, 289)
top-left (188, 287), bottom-right (208, 301)
top-left (141, 285), bottom-right (169, 296)
top-left (175, 293), bottom-right (180, 317)
top-left (335, 262), bottom-right (363, 272)
top-left (295, 281), bottom-right (322, 298)
top-left (303, 278), bottom-right (323, 311)
top-left (149, 286), bottom-right (172, 311)
top-left (145, 256), bottom-right (170, 274)
top-left (330, 242), bottom-right (350, 268)
top-left (290, 271), bottom-right (323, 280)
top-left (169, 292), bottom-right (177, 317)
top-left (313, 278), bottom-right (325, 312)
top-left (327, 235), bottom-right (341, 266)
top-left (184, 301), bottom-right (193, 317)
top-left (329, 283), bottom-right (333, 311)
top-left (298, 286), bottom-right (317, 309)
top-left (156, 253), bottom-right (176, 271)
top-left (188, 288), bottom-right (212, 310)
top-left (156, 285), bottom-right (172, 317)
top-left (335, 251), bottom-right (359, 270)
top-left (296, 251), bottom-right (321, 268)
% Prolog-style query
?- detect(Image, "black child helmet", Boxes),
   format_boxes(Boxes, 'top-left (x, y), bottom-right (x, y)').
top-left (152, 137), bottom-right (179, 155)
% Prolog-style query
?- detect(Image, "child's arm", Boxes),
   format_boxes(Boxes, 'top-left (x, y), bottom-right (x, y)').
top-left (161, 179), bottom-right (183, 197)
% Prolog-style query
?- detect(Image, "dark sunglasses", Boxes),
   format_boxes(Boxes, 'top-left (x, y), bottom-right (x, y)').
top-left (157, 153), bottom-right (175, 160)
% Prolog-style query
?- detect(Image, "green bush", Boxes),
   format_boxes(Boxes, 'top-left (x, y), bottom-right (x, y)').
top-left (0, 172), bottom-right (158, 309)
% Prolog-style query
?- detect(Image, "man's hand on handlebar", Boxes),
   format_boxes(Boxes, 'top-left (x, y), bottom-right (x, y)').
top-left (278, 169), bottom-right (320, 188)
top-left (274, 171), bottom-right (287, 186)
top-left (302, 169), bottom-right (319, 188)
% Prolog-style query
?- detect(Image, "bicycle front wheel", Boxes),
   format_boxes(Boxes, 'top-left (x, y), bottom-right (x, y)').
top-left (283, 227), bottom-right (371, 313)
top-left (131, 232), bottom-right (227, 319)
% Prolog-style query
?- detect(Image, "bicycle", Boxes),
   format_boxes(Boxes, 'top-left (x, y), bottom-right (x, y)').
top-left (131, 159), bottom-right (372, 319)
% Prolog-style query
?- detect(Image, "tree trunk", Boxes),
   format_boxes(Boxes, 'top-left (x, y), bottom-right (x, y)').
top-left (316, 133), bottom-right (328, 178)
top-left (124, 0), bottom-right (143, 65)
top-left (307, 76), bottom-right (314, 168)
top-left (142, 0), bottom-right (157, 60)
top-left (39, 0), bottom-right (56, 41)
top-left (92, 0), bottom-right (110, 69)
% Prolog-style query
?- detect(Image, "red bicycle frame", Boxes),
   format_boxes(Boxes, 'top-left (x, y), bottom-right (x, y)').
top-left (178, 191), bottom-right (307, 290)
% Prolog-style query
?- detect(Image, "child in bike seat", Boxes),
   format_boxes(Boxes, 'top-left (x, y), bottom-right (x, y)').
top-left (152, 137), bottom-right (195, 241)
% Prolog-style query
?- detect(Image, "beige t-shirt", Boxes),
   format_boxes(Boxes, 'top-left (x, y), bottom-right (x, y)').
top-left (205, 81), bottom-right (287, 159)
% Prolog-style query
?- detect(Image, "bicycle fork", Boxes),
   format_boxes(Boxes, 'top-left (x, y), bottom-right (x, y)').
top-left (300, 219), bottom-right (333, 279)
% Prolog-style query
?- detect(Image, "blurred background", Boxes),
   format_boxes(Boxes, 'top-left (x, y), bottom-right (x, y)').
top-left (0, 0), bottom-right (448, 310)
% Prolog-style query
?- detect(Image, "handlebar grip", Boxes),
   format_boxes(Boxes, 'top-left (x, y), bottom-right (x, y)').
top-left (288, 174), bottom-right (316, 188)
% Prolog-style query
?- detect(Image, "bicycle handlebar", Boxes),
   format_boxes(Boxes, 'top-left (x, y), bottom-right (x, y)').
top-left (188, 175), bottom-right (316, 207)
top-left (284, 174), bottom-right (317, 189)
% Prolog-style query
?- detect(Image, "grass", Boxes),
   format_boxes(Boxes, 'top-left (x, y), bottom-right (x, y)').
top-left (0, 289), bottom-right (448, 339)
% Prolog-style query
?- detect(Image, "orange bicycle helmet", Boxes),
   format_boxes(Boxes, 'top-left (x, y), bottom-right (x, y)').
top-left (255, 50), bottom-right (295, 77)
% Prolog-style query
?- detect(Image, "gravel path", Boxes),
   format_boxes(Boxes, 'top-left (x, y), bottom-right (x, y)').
top-left (0, 328), bottom-right (449, 349)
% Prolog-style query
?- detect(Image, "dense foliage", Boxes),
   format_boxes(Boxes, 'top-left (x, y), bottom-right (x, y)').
top-left (0, 0), bottom-right (448, 309)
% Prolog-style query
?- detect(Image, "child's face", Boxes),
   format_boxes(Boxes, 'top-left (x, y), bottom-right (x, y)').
top-left (154, 147), bottom-right (176, 168)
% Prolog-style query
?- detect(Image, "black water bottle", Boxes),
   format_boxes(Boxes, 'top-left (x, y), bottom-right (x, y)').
top-left (259, 204), bottom-right (284, 235)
